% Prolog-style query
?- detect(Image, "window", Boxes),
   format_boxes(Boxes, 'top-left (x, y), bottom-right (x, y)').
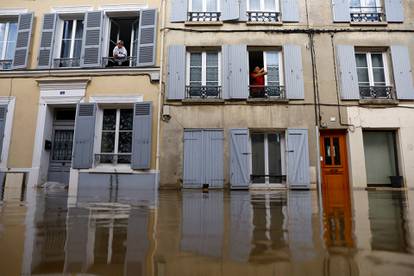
top-left (247, 0), bottom-right (281, 22)
top-left (188, 0), bottom-right (220, 21)
top-left (56, 19), bottom-right (83, 68)
top-left (99, 109), bottom-right (133, 164)
top-left (186, 51), bottom-right (221, 98)
top-left (350, 0), bottom-right (385, 22)
top-left (0, 20), bottom-right (18, 69)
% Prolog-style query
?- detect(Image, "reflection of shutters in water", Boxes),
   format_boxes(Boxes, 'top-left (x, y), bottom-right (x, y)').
top-left (52, 130), bottom-right (74, 161)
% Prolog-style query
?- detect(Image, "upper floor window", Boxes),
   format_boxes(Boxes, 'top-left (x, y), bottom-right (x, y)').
top-left (0, 20), bottom-right (18, 69)
top-left (350, 0), bottom-right (385, 23)
top-left (247, 0), bottom-right (281, 23)
top-left (55, 19), bottom-right (84, 68)
top-left (188, 0), bottom-right (220, 22)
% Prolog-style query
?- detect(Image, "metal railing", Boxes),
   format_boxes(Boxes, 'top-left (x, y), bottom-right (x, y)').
top-left (0, 60), bottom-right (13, 70)
top-left (101, 56), bottom-right (137, 68)
top-left (95, 153), bottom-right (132, 165)
top-left (187, 12), bottom-right (221, 22)
top-left (186, 85), bottom-right (222, 99)
top-left (249, 85), bottom-right (286, 98)
top-left (247, 11), bottom-right (281, 23)
top-left (359, 86), bottom-right (395, 99)
top-left (53, 58), bottom-right (81, 68)
top-left (350, 6), bottom-right (385, 22)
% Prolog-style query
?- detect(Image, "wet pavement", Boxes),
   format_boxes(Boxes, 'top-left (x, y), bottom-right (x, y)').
top-left (0, 187), bottom-right (414, 275)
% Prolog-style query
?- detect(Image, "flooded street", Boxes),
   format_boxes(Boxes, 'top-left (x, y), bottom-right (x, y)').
top-left (1, 187), bottom-right (414, 276)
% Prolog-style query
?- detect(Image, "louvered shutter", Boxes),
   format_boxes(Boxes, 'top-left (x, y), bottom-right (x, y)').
top-left (81, 11), bottom-right (103, 68)
top-left (0, 105), bottom-right (7, 160)
top-left (239, 0), bottom-right (247, 21)
top-left (287, 129), bottom-right (310, 189)
top-left (336, 45), bottom-right (359, 100)
top-left (137, 9), bottom-right (157, 67)
top-left (221, 0), bottom-right (239, 21)
top-left (72, 104), bottom-right (96, 169)
top-left (167, 45), bottom-right (186, 100)
top-left (222, 45), bottom-right (249, 99)
top-left (183, 130), bottom-right (203, 188)
top-left (170, 0), bottom-right (188, 22)
top-left (384, 0), bottom-right (404, 22)
top-left (281, 0), bottom-right (299, 22)
top-left (37, 13), bottom-right (57, 69)
top-left (230, 128), bottom-right (251, 189)
top-left (283, 44), bottom-right (305, 99)
top-left (203, 130), bottom-right (224, 188)
top-left (390, 45), bottom-right (414, 100)
top-left (332, 0), bottom-right (350, 22)
top-left (131, 102), bottom-right (153, 170)
top-left (12, 13), bottom-right (34, 69)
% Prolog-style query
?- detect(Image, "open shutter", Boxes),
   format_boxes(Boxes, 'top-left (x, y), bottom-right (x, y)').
top-left (183, 130), bottom-right (203, 188)
top-left (230, 129), bottom-right (251, 189)
top-left (221, 0), bottom-right (239, 21)
top-left (336, 45), bottom-right (359, 100)
top-left (332, 0), bottom-right (350, 22)
top-left (0, 105), bottom-right (7, 160)
top-left (203, 130), bottom-right (224, 188)
top-left (283, 44), bottom-right (305, 99)
top-left (239, 0), bottom-right (247, 21)
top-left (131, 102), bottom-right (153, 170)
top-left (287, 129), bottom-right (310, 189)
top-left (137, 9), bottom-right (157, 67)
top-left (384, 0), bottom-right (404, 22)
top-left (170, 0), bottom-right (188, 22)
top-left (391, 45), bottom-right (414, 100)
top-left (72, 104), bottom-right (96, 169)
top-left (12, 13), bottom-right (34, 69)
top-left (222, 45), bottom-right (249, 99)
top-left (37, 13), bottom-right (57, 69)
top-left (81, 11), bottom-right (103, 68)
top-left (167, 45), bottom-right (186, 100)
top-left (281, 0), bottom-right (299, 22)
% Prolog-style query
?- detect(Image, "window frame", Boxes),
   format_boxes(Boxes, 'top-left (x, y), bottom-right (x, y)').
top-left (188, 0), bottom-right (220, 12)
top-left (355, 51), bottom-right (390, 87)
top-left (0, 19), bottom-right (18, 61)
top-left (247, 0), bottom-right (280, 12)
top-left (350, 0), bottom-right (382, 8)
top-left (263, 50), bottom-right (284, 86)
top-left (185, 50), bottom-right (221, 87)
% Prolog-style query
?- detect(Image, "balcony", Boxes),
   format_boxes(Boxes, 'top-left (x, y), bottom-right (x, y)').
top-left (53, 58), bottom-right (80, 68)
top-left (187, 12), bottom-right (221, 22)
top-left (95, 153), bottom-right (131, 165)
top-left (359, 86), bottom-right (395, 99)
top-left (247, 11), bottom-right (281, 23)
top-left (350, 7), bottom-right (385, 23)
top-left (102, 57), bottom-right (137, 68)
top-left (0, 60), bottom-right (13, 70)
top-left (185, 85), bottom-right (222, 99)
top-left (249, 85), bottom-right (286, 99)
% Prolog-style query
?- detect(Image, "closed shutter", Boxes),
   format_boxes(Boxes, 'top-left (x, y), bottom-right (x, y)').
top-left (137, 9), bottom-right (157, 67)
top-left (183, 130), bottom-right (203, 188)
top-left (332, 0), bottom-right (350, 22)
top-left (391, 45), bottom-right (414, 100)
top-left (384, 0), bottom-right (404, 22)
top-left (281, 0), bottom-right (299, 22)
top-left (283, 44), bottom-right (305, 99)
top-left (0, 105), bottom-right (7, 160)
top-left (81, 11), bottom-right (103, 68)
top-left (131, 102), bottom-right (153, 170)
top-left (336, 45), bottom-right (359, 100)
top-left (203, 130), bottom-right (224, 188)
top-left (287, 129), bottom-right (310, 189)
top-left (72, 104), bottom-right (96, 169)
top-left (221, 0), bottom-right (239, 21)
top-left (222, 45), bottom-right (249, 99)
top-left (239, 0), bottom-right (247, 21)
top-left (167, 45), bottom-right (186, 100)
top-left (170, 0), bottom-right (188, 22)
top-left (12, 13), bottom-right (34, 69)
top-left (230, 128), bottom-right (251, 189)
top-left (37, 13), bottom-right (56, 69)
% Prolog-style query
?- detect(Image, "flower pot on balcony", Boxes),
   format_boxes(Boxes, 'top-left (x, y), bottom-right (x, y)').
top-left (389, 176), bottom-right (403, 188)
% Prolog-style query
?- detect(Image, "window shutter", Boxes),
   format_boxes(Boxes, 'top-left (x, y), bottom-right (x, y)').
top-left (183, 130), bottom-right (203, 188)
top-left (287, 129), bottom-right (310, 189)
top-left (222, 45), bottom-right (249, 99)
top-left (283, 44), bottom-right (305, 99)
top-left (37, 13), bottom-right (57, 69)
top-left (221, 0), bottom-right (239, 21)
top-left (12, 13), bottom-right (34, 69)
top-left (230, 128), bottom-right (251, 189)
top-left (72, 103), bottom-right (96, 169)
top-left (131, 102), bottom-right (153, 170)
top-left (137, 9), bottom-right (157, 67)
top-left (167, 45), bottom-right (186, 100)
top-left (0, 105), bottom-right (8, 160)
top-left (239, 0), bottom-right (247, 21)
top-left (81, 11), bottom-right (103, 68)
top-left (203, 130), bottom-right (224, 188)
top-left (384, 0), bottom-right (404, 22)
top-left (391, 45), bottom-right (414, 100)
top-left (170, 0), bottom-right (188, 22)
top-left (336, 45), bottom-right (359, 100)
top-left (281, 0), bottom-right (299, 22)
top-left (332, 0), bottom-right (350, 22)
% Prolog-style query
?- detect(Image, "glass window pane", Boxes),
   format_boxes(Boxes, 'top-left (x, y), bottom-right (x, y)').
top-left (190, 53), bottom-right (202, 66)
top-left (333, 137), bottom-right (341, 165)
top-left (371, 53), bottom-right (384, 67)
top-left (355, 54), bottom-right (368, 67)
top-left (101, 132), bottom-right (115, 153)
top-left (357, 68), bottom-right (370, 84)
top-left (250, 0), bottom-right (261, 10)
top-left (268, 133), bottom-right (282, 183)
top-left (267, 66), bottom-right (279, 83)
top-left (206, 0), bottom-right (217, 11)
top-left (0, 23), bottom-right (5, 43)
top-left (75, 20), bottom-right (84, 39)
top-left (62, 21), bottom-right (73, 39)
top-left (60, 40), bottom-right (72, 58)
top-left (119, 109), bottom-right (133, 130)
top-left (324, 137), bottom-right (332, 165)
top-left (7, 22), bottom-right (17, 41)
top-left (102, 109), bottom-right (117, 130)
top-left (206, 52), bottom-right (218, 66)
top-left (264, 0), bottom-right (276, 11)
top-left (350, 0), bottom-right (361, 7)
top-left (118, 132), bottom-right (132, 153)
top-left (5, 41), bottom-right (16, 60)
top-left (251, 133), bottom-right (265, 183)
top-left (206, 67), bottom-right (218, 82)
top-left (191, 0), bottom-right (203, 11)
top-left (190, 67), bottom-right (202, 82)
top-left (373, 68), bottom-right (386, 84)
top-left (73, 40), bottom-right (82, 59)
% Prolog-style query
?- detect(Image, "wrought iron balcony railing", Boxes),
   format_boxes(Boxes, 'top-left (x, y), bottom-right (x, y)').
top-left (102, 56), bottom-right (137, 68)
top-left (186, 85), bottom-right (222, 99)
top-left (95, 153), bottom-right (132, 165)
top-left (249, 85), bottom-right (286, 99)
top-left (187, 12), bottom-right (221, 22)
top-left (350, 6), bottom-right (385, 22)
top-left (0, 60), bottom-right (13, 70)
top-left (53, 58), bottom-right (80, 68)
top-left (247, 11), bottom-right (281, 23)
top-left (359, 86), bottom-right (395, 99)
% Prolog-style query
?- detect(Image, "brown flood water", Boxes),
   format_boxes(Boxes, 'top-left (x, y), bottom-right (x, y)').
top-left (0, 186), bottom-right (414, 276)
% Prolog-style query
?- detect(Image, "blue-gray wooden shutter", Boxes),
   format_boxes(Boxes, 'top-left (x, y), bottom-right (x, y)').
top-left (390, 45), bottom-right (414, 100)
top-left (72, 103), bottom-right (96, 169)
top-left (0, 105), bottom-right (7, 160)
top-left (281, 0), bottom-right (299, 22)
top-left (37, 13), bottom-right (56, 69)
top-left (170, 0), bottom-right (188, 22)
top-left (81, 11), bottom-right (103, 68)
top-left (221, 0), bottom-right (239, 21)
top-left (131, 102), bottom-right (153, 170)
top-left (287, 129), bottom-right (310, 189)
top-left (230, 128), bottom-right (250, 189)
top-left (332, 0), bottom-right (350, 22)
top-left (239, 0), bottom-right (247, 21)
top-left (336, 45), bottom-right (359, 100)
top-left (12, 13), bottom-right (34, 69)
top-left (183, 130), bottom-right (203, 188)
top-left (384, 0), bottom-right (404, 22)
top-left (137, 9), bottom-right (157, 67)
top-left (203, 130), bottom-right (224, 188)
top-left (222, 45), bottom-right (249, 99)
top-left (283, 44), bottom-right (305, 99)
top-left (167, 45), bottom-right (186, 100)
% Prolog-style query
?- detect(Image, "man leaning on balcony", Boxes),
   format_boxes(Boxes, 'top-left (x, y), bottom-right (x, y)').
top-left (113, 40), bottom-right (128, 66)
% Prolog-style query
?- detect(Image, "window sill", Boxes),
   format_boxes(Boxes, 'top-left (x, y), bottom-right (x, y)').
top-left (246, 21), bottom-right (282, 26)
top-left (359, 98), bottom-right (399, 105)
top-left (247, 98), bottom-right (288, 103)
top-left (184, 21), bottom-right (223, 26)
top-left (350, 21), bottom-right (388, 26)
top-left (182, 98), bottom-right (225, 104)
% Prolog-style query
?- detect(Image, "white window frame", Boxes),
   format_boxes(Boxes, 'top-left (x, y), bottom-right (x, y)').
top-left (351, 0), bottom-right (382, 8)
top-left (56, 19), bottom-right (83, 60)
top-left (189, 0), bottom-right (220, 12)
top-left (263, 50), bottom-right (284, 86)
top-left (247, 0), bottom-right (280, 12)
top-left (355, 51), bottom-right (390, 87)
top-left (186, 51), bottom-right (221, 86)
top-left (0, 20), bottom-right (18, 60)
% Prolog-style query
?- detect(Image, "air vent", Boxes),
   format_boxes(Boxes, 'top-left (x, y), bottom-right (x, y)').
top-left (78, 104), bottom-right (94, 117)
top-left (135, 103), bottom-right (151, 116)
